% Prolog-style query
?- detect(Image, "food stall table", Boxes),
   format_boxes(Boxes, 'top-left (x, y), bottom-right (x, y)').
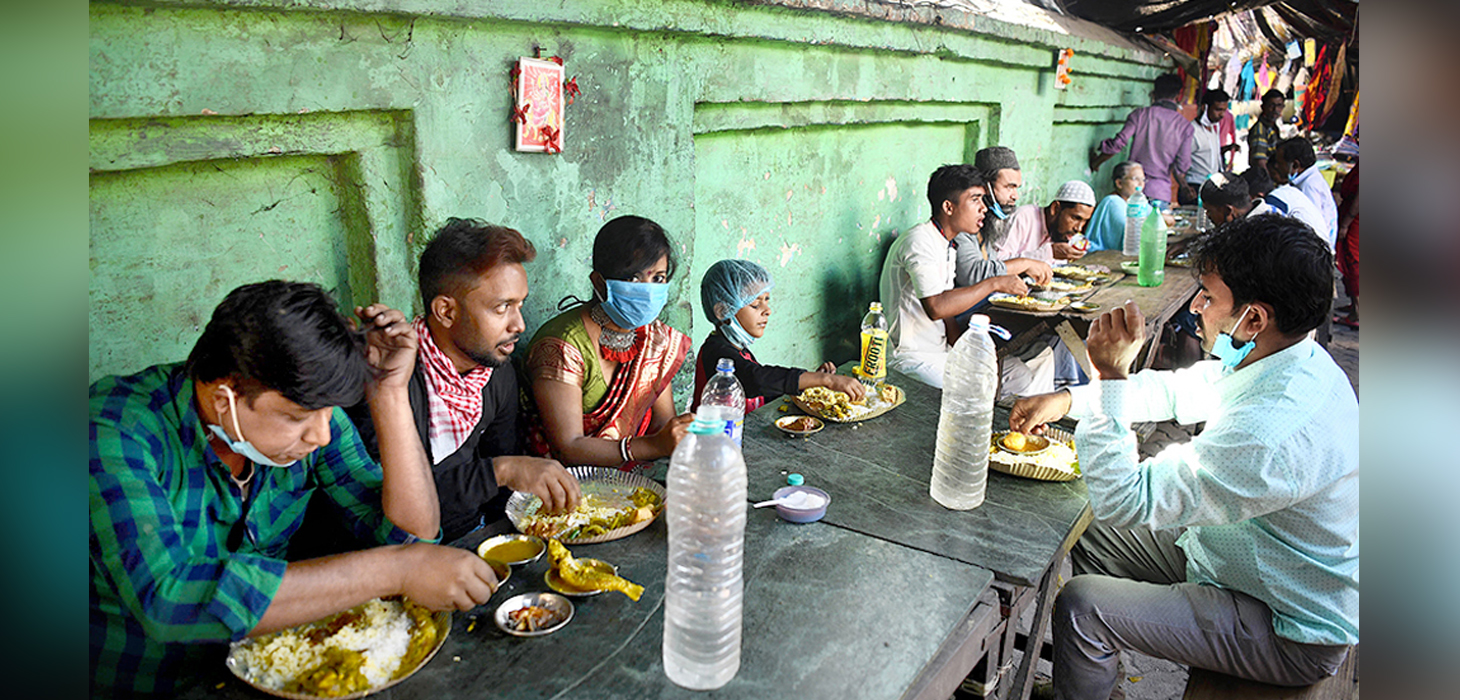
top-left (986, 247), bottom-right (1201, 375)
top-left (181, 496), bottom-right (997, 700)
top-left (741, 371), bottom-right (1093, 699)
top-left (1057, 248), bottom-right (1201, 371)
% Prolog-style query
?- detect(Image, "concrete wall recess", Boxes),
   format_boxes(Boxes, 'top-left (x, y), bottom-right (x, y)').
top-left (90, 0), bottom-right (1166, 402)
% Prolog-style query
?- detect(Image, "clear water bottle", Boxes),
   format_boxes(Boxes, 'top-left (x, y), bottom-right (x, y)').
top-left (1195, 195), bottom-right (1210, 232)
top-left (856, 302), bottom-right (889, 385)
top-left (930, 314), bottom-right (999, 510)
top-left (697, 358), bottom-right (745, 446)
top-left (663, 418), bottom-right (748, 690)
top-left (1138, 208), bottom-right (1168, 287)
top-left (1123, 186), bottom-right (1149, 257)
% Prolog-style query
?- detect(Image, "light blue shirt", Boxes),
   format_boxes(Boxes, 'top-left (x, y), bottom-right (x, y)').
top-left (1085, 193), bottom-right (1127, 252)
top-left (1067, 339), bottom-right (1359, 645)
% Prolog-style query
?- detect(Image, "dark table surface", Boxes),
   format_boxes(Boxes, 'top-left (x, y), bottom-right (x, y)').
top-left (187, 490), bottom-right (995, 699)
top-left (743, 370), bottom-right (1091, 587)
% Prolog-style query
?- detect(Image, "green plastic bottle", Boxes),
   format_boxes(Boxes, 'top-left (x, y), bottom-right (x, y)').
top-left (1137, 208), bottom-right (1167, 287)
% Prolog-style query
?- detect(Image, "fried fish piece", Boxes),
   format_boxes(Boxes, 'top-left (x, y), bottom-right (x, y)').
top-left (547, 539), bottom-right (644, 601)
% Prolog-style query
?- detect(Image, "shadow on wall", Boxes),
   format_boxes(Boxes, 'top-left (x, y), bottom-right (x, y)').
top-left (815, 224), bottom-right (897, 365)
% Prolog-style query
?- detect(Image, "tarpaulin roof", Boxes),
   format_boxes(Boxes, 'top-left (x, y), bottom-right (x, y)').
top-left (1057, 0), bottom-right (1356, 39)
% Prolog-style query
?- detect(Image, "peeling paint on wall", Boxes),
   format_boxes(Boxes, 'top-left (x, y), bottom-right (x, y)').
top-left (777, 240), bottom-right (802, 267)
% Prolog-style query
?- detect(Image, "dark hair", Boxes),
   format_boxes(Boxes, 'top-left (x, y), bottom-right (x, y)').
top-left (419, 218), bottom-right (537, 310)
top-left (1153, 73), bottom-right (1182, 100)
top-left (1241, 167), bottom-right (1274, 197)
top-left (1190, 214), bottom-right (1333, 336)
top-left (1202, 88), bottom-right (1230, 106)
top-left (1112, 161), bottom-right (1141, 181)
top-left (186, 281), bottom-right (368, 409)
top-left (1274, 137), bottom-right (1317, 170)
top-left (1200, 172), bottom-right (1250, 210)
top-left (926, 164), bottom-right (987, 214)
top-left (593, 215), bottom-right (676, 282)
top-left (1261, 88), bottom-right (1285, 104)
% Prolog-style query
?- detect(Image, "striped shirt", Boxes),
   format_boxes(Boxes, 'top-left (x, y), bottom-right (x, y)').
top-left (90, 363), bottom-right (433, 696)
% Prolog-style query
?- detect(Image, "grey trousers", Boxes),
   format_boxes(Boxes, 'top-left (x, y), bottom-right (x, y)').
top-left (1052, 521), bottom-right (1351, 700)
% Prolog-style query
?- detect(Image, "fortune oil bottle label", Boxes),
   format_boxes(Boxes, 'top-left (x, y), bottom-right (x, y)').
top-left (859, 329), bottom-right (889, 379)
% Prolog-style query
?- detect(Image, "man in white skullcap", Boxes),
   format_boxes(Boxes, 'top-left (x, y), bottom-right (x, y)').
top-left (991, 180), bottom-right (1097, 264)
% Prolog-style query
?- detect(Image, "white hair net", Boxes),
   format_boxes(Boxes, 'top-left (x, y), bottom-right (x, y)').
top-left (700, 259), bottom-right (774, 325)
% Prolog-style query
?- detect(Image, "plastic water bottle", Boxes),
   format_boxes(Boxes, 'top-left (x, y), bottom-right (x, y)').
top-left (697, 358), bottom-right (745, 446)
top-left (1138, 208), bottom-right (1168, 287)
top-left (663, 418), bottom-right (748, 690)
top-left (856, 302), bottom-right (889, 385)
top-left (1123, 186), bottom-right (1149, 256)
top-left (930, 314), bottom-right (999, 510)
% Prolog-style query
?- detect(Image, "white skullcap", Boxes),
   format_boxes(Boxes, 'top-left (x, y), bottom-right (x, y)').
top-left (1054, 180), bottom-right (1097, 207)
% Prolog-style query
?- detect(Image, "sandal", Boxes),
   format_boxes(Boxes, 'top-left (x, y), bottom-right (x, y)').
top-left (1333, 315), bottom-right (1359, 329)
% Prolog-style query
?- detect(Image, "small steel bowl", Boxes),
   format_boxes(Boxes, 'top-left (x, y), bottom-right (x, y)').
top-left (995, 431), bottom-right (1052, 456)
top-left (775, 415), bottom-right (824, 438)
top-left (772, 485), bottom-right (830, 524)
top-left (1068, 300), bottom-right (1100, 313)
top-left (481, 557), bottom-right (512, 590)
top-left (476, 534), bottom-right (546, 566)
top-left (544, 559), bottom-right (618, 598)
top-left (494, 592), bottom-right (574, 637)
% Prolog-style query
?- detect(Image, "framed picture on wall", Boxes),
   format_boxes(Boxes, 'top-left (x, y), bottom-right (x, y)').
top-left (515, 57), bottom-right (564, 153)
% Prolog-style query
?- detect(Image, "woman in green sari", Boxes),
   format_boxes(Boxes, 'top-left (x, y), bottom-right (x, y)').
top-left (526, 216), bottom-right (694, 471)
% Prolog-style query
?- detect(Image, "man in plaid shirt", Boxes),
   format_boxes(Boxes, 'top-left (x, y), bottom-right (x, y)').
top-left (90, 281), bottom-right (501, 697)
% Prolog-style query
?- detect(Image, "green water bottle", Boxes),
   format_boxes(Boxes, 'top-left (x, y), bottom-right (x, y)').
top-left (1137, 208), bottom-right (1167, 287)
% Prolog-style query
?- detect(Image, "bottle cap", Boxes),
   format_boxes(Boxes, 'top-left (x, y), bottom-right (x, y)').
top-left (716, 357), bottom-right (734, 373)
top-left (869, 301), bottom-right (882, 311)
top-left (787, 473), bottom-right (804, 486)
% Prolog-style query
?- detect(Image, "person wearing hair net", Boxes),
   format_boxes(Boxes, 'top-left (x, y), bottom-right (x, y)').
top-left (694, 260), bottom-right (866, 412)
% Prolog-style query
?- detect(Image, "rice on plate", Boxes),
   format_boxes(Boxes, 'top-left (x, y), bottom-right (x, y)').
top-left (230, 597), bottom-right (443, 698)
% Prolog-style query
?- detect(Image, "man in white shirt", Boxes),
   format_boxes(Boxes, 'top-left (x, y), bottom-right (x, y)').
top-left (1243, 163), bottom-right (1330, 250)
top-left (1010, 216), bottom-right (1356, 699)
top-left (878, 164), bottom-right (1035, 388)
top-left (1270, 137), bottom-right (1338, 245)
top-left (1178, 89), bottom-right (1234, 205)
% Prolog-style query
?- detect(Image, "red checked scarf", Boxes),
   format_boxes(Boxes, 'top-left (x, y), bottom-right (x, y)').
top-left (414, 317), bottom-right (493, 463)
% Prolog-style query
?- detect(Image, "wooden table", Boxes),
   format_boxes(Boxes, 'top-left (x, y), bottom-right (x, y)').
top-left (741, 371), bottom-right (1093, 699)
top-left (988, 245), bottom-right (1202, 376)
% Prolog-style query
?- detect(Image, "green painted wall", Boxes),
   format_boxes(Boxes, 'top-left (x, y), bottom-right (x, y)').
top-left (89, 0), bottom-right (1165, 402)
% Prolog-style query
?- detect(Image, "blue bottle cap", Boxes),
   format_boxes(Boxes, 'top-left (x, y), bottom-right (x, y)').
top-left (787, 473), bottom-right (804, 486)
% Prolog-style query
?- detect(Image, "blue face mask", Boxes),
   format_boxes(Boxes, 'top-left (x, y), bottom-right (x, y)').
top-left (600, 279), bottom-right (670, 330)
top-left (986, 195), bottom-right (1008, 220)
top-left (1210, 306), bottom-right (1256, 370)
top-left (207, 385), bottom-right (297, 468)
top-left (721, 316), bottom-right (758, 350)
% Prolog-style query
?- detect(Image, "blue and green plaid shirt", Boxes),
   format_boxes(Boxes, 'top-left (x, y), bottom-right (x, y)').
top-left (90, 363), bottom-right (435, 696)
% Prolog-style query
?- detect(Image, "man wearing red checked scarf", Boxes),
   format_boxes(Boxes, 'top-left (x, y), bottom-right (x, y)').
top-left (301, 219), bottom-right (582, 550)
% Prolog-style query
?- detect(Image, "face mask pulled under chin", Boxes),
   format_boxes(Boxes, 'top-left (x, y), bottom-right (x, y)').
top-left (986, 195), bottom-right (1008, 220)
top-left (721, 315), bottom-right (758, 349)
top-left (207, 385), bottom-right (298, 468)
top-left (1209, 306), bottom-right (1256, 370)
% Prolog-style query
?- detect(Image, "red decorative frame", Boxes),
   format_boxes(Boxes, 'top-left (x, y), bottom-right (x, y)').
top-left (514, 57), bottom-right (565, 153)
